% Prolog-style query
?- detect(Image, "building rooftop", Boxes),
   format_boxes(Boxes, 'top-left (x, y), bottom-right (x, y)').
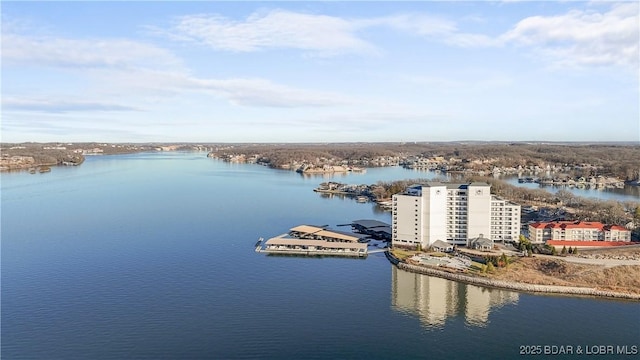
top-left (410, 181), bottom-right (490, 189)
top-left (529, 221), bottom-right (607, 230)
top-left (432, 240), bottom-right (453, 249)
top-left (351, 219), bottom-right (391, 229)
top-left (265, 237), bottom-right (367, 250)
top-left (288, 225), bottom-right (364, 242)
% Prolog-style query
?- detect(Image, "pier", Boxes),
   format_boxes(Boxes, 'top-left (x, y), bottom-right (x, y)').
top-left (255, 226), bottom-right (369, 257)
top-left (255, 221), bottom-right (392, 258)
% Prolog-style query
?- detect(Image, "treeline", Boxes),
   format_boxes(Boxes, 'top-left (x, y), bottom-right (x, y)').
top-left (466, 176), bottom-right (639, 226)
top-left (258, 148), bottom-right (335, 168)
top-left (2, 148), bottom-right (84, 166)
top-left (210, 142), bottom-right (640, 180)
top-left (374, 176), bottom-right (640, 227)
top-left (214, 143), bottom-right (402, 168)
top-left (371, 179), bottom-right (434, 200)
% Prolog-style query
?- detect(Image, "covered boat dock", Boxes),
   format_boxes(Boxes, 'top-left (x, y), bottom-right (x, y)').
top-left (259, 225), bottom-right (369, 257)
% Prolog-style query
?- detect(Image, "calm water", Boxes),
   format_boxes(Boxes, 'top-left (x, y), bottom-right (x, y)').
top-left (2, 152), bottom-right (639, 359)
top-left (401, 168), bottom-right (640, 203)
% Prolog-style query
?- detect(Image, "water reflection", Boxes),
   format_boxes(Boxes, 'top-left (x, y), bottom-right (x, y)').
top-left (391, 267), bottom-right (518, 328)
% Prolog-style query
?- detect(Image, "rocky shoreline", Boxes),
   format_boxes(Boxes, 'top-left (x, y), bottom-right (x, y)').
top-left (385, 252), bottom-right (640, 301)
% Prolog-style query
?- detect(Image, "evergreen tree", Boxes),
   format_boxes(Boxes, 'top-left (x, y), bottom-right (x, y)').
top-left (568, 246), bottom-right (573, 254)
top-left (552, 246), bottom-right (558, 256)
top-left (561, 246), bottom-right (567, 255)
top-left (573, 247), bottom-right (579, 255)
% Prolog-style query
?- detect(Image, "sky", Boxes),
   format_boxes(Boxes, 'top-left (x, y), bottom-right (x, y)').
top-left (1, 1), bottom-right (639, 143)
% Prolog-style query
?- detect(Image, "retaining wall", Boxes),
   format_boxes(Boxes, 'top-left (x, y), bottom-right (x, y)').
top-left (386, 253), bottom-right (640, 301)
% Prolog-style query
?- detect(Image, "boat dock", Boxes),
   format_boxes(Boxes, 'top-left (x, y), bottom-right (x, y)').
top-left (255, 221), bottom-right (392, 258)
top-left (255, 237), bottom-right (265, 252)
top-left (368, 248), bottom-right (389, 254)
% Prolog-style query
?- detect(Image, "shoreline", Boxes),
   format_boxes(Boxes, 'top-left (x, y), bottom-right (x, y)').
top-left (384, 251), bottom-right (640, 301)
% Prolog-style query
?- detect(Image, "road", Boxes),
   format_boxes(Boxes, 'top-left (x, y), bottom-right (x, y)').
top-left (536, 254), bottom-right (640, 268)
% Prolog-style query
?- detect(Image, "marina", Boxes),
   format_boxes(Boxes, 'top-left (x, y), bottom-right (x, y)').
top-left (255, 223), bottom-right (391, 257)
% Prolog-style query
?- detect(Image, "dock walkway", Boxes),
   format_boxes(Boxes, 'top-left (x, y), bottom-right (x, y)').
top-left (368, 248), bottom-right (389, 254)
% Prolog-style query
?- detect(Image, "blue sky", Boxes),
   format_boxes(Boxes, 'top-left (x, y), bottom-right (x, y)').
top-left (2, 1), bottom-right (639, 143)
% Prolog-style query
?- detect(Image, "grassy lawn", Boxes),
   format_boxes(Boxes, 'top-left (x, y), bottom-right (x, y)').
top-left (428, 252), bottom-right (447, 257)
top-left (468, 261), bottom-right (486, 273)
top-left (390, 248), bottom-right (420, 261)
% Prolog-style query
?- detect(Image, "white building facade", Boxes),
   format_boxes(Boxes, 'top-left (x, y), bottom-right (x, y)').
top-left (490, 197), bottom-right (521, 243)
top-left (392, 182), bottom-right (520, 249)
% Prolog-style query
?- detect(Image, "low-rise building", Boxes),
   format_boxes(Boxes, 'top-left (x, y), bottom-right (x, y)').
top-left (528, 221), bottom-right (631, 244)
top-left (468, 234), bottom-right (494, 251)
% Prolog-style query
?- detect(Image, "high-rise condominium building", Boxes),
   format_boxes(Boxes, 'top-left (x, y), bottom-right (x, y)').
top-left (392, 182), bottom-right (520, 249)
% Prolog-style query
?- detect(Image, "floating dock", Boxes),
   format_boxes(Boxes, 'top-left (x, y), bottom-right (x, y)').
top-left (255, 225), bottom-right (371, 257)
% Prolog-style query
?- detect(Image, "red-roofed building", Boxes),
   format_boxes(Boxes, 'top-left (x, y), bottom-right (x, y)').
top-left (528, 221), bottom-right (631, 244)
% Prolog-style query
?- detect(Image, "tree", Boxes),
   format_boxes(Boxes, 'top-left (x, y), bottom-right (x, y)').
top-left (551, 246), bottom-right (558, 256)
top-left (486, 262), bottom-right (495, 273)
top-left (561, 246), bottom-right (567, 255)
top-left (500, 253), bottom-right (510, 267)
top-left (518, 235), bottom-right (531, 252)
top-left (568, 246), bottom-right (573, 254)
top-left (573, 247), bottom-right (579, 255)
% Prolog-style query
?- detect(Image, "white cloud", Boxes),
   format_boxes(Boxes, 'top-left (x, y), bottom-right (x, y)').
top-left (155, 10), bottom-right (492, 55)
top-left (239, 110), bottom-right (449, 135)
top-left (2, 33), bottom-right (181, 70)
top-left (2, 97), bottom-right (141, 113)
top-left (93, 68), bottom-right (355, 108)
top-left (358, 13), bottom-right (456, 36)
top-left (191, 77), bottom-right (353, 107)
top-left (363, 13), bottom-right (500, 48)
top-left (2, 23), bottom-right (354, 109)
top-left (153, 9), bottom-right (376, 55)
top-left (501, 2), bottom-right (639, 68)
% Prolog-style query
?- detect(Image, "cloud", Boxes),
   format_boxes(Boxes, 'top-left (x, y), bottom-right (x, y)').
top-left (240, 109), bottom-right (450, 134)
top-left (362, 13), bottom-right (499, 48)
top-left (95, 69), bottom-right (355, 108)
top-left (187, 77), bottom-right (353, 107)
top-left (2, 26), bottom-right (353, 109)
top-left (153, 10), bottom-right (495, 55)
top-left (358, 13), bottom-right (456, 36)
top-left (501, 2), bottom-right (639, 68)
top-left (2, 97), bottom-right (141, 113)
top-left (0, 113), bottom-right (150, 142)
top-left (2, 32), bottom-right (181, 70)
top-left (152, 9), bottom-right (376, 56)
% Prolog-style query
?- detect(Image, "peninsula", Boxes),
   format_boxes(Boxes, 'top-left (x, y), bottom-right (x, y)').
top-left (386, 246), bottom-right (640, 300)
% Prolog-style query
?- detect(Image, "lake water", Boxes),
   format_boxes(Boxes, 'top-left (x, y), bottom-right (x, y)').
top-left (397, 168), bottom-right (640, 203)
top-left (2, 152), bottom-right (639, 359)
